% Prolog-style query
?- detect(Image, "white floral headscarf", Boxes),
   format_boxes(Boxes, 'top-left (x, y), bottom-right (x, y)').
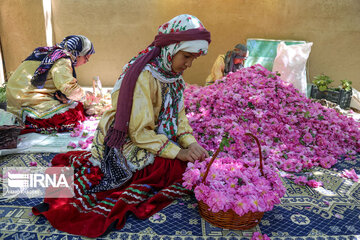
top-left (106, 14), bottom-right (210, 149)
top-left (156, 14), bottom-right (209, 77)
top-left (113, 14), bottom-right (209, 92)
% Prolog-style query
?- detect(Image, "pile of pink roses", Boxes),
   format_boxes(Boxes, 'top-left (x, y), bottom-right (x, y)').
top-left (183, 155), bottom-right (286, 216)
top-left (184, 65), bottom-right (360, 176)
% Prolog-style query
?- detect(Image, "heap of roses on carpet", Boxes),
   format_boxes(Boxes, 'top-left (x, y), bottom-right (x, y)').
top-left (183, 64), bottom-right (360, 189)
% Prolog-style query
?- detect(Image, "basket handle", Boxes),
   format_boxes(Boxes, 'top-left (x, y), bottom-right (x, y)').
top-left (201, 133), bottom-right (264, 183)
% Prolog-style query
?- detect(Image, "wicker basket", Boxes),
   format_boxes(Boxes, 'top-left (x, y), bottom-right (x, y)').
top-left (0, 122), bottom-right (24, 150)
top-left (198, 133), bottom-right (265, 230)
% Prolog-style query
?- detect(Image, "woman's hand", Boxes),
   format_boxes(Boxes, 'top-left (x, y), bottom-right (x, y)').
top-left (176, 142), bottom-right (209, 163)
top-left (54, 91), bottom-right (70, 104)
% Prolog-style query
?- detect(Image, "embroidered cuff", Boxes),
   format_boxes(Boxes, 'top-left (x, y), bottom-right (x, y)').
top-left (177, 132), bottom-right (197, 148)
top-left (157, 139), bottom-right (181, 159)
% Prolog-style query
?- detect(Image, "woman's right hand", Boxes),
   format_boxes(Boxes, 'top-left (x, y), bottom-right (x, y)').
top-left (176, 146), bottom-right (208, 163)
top-left (54, 91), bottom-right (70, 104)
top-left (176, 149), bottom-right (197, 162)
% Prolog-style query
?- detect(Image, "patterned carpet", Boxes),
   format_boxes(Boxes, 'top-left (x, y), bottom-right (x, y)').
top-left (1, 153), bottom-right (360, 240)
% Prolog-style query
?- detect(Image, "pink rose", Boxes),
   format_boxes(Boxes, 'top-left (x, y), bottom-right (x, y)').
top-left (306, 179), bottom-right (322, 188)
top-left (294, 176), bottom-right (307, 185)
top-left (86, 136), bottom-right (94, 144)
top-left (29, 161), bottom-right (37, 167)
top-left (67, 142), bottom-right (77, 149)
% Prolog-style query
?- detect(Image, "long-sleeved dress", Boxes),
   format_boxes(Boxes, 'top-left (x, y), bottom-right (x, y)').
top-left (32, 70), bottom-right (196, 237)
top-left (91, 70), bottom-right (197, 171)
top-left (6, 58), bottom-right (86, 132)
top-left (205, 54), bottom-right (225, 85)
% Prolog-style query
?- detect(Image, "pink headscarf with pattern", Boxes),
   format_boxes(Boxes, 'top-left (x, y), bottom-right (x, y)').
top-left (105, 14), bottom-right (211, 149)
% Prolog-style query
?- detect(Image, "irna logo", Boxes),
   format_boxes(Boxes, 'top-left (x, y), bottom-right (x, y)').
top-left (8, 172), bottom-right (70, 188)
top-left (2, 167), bottom-right (74, 198)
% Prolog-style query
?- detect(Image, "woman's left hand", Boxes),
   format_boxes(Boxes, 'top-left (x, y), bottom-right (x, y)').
top-left (187, 142), bottom-right (209, 162)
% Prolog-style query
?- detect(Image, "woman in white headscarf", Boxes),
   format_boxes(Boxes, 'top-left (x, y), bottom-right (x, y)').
top-left (6, 35), bottom-right (95, 133)
top-left (33, 15), bottom-right (210, 237)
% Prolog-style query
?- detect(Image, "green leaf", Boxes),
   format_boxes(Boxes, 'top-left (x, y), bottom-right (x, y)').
top-left (219, 144), bottom-right (224, 151)
top-left (224, 138), bottom-right (230, 147)
top-left (304, 111), bottom-right (310, 118)
top-left (248, 102), bottom-right (255, 109)
top-left (319, 86), bottom-right (327, 91)
top-left (340, 79), bottom-right (352, 91)
top-left (313, 74), bottom-right (333, 90)
top-left (273, 137), bottom-right (280, 143)
top-left (283, 153), bottom-right (288, 159)
top-left (317, 115), bottom-right (324, 120)
top-left (238, 178), bottom-right (243, 185)
top-left (219, 133), bottom-right (230, 151)
top-left (241, 116), bottom-right (248, 122)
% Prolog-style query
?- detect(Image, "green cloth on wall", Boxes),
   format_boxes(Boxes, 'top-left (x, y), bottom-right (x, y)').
top-left (244, 38), bottom-right (306, 71)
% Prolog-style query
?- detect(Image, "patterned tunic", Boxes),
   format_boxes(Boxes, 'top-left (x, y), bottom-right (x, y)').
top-left (91, 70), bottom-right (197, 172)
top-left (6, 58), bottom-right (85, 122)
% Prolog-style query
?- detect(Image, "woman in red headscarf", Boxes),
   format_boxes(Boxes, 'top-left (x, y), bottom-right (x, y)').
top-left (33, 14), bottom-right (211, 237)
top-left (205, 43), bottom-right (248, 85)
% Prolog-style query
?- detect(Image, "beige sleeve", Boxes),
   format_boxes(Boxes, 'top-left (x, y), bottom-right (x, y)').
top-left (128, 71), bottom-right (181, 159)
top-left (90, 91), bottom-right (117, 161)
top-left (205, 54), bottom-right (225, 85)
top-left (176, 105), bottom-right (197, 148)
top-left (50, 58), bottom-right (85, 101)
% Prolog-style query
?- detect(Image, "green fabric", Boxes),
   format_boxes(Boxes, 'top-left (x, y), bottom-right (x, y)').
top-left (244, 38), bottom-right (306, 71)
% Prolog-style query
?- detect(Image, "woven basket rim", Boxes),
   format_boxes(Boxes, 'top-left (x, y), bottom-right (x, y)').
top-left (198, 200), bottom-right (264, 230)
top-left (0, 125), bottom-right (24, 130)
top-left (198, 200), bottom-right (264, 216)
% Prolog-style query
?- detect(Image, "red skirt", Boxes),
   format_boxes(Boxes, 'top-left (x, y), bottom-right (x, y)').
top-left (32, 151), bottom-right (189, 238)
top-left (21, 102), bottom-right (86, 134)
